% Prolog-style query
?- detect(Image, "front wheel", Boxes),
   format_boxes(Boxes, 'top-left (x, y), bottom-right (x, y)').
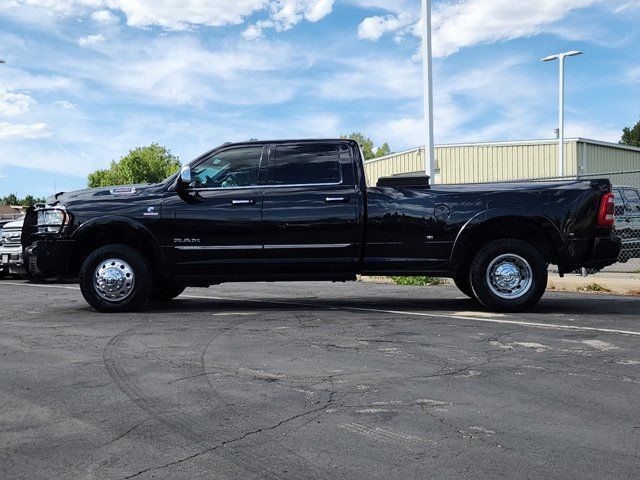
top-left (469, 239), bottom-right (547, 313)
top-left (79, 244), bottom-right (153, 313)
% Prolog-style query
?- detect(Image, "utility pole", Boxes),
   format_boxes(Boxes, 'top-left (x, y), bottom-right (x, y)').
top-left (421, 0), bottom-right (435, 182)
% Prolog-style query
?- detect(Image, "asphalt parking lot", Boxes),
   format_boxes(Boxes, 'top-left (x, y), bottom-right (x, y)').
top-left (1, 280), bottom-right (639, 480)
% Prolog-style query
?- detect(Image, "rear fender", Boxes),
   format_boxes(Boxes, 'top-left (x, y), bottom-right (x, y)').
top-left (449, 208), bottom-right (566, 274)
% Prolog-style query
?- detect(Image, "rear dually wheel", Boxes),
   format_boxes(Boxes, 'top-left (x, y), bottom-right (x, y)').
top-left (469, 239), bottom-right (547, 313)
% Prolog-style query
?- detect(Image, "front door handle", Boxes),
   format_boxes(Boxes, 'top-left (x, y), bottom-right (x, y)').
top-left (326, 196), bottom-right (348, 203)
top-left (232, 199), bottom-right (256, 206)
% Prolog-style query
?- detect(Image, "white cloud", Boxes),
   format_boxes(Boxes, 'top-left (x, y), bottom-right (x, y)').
top-left (565, 121), bottom-right (622, 143)
top-left (243, 0), bottom-right (335, 39)
top-left (0, 87), bottom-right (35, 116)
top-left (315, 57), bottom-right (421, 101)
top-left (0, 122), bottom-right (52, 139)
top-left (78, 33), bottom-right (105, 47)
top-left (358, 0), bottom-right (599, 57)
top-left (335, 55), bottom-right (556, 149)
top-left (0, 68), bottom-right (75, 92)
top-left (628, 66), bottom-right (640, 84)
top-left (614, 0), bottom-right (640, 13)
top-left (91, 9), bottom-right (117, 23)
top-left (67, 36), bottom-right (307, 105)
top-left (53, 100), bottom-right (78, 110)
top-left (357, 13), bottom-right (414, 41)
top-left (4, 0), bottom-right (334, 33)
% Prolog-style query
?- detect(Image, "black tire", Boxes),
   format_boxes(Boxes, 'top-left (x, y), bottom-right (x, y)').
top-left (79, 244), bottom-right (153, 313)
top-left (149, 282), bottom-right (186, 301)
top-left (453, 275), bottom-right (474, 299)
top-left (469, 239), bottom-right (547, 313)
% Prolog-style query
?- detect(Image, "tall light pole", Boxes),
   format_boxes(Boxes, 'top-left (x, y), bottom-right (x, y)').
top-left (421, 0), bottom-right (435, 182)
top-left (542, 50), bottom-right (582, 177)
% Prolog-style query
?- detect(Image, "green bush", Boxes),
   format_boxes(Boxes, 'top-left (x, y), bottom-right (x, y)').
top-left (390, 276), bottom-right (445, 286)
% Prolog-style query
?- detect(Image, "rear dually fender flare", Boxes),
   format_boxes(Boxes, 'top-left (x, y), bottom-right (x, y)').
top-left (448, 208), bottom-right (567, 275)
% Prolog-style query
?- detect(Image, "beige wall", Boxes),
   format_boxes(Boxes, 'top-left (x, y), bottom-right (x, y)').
top-left (438, 142), bottom-right (577, 184)
top-left (364, 139), bottom-right (640, 187)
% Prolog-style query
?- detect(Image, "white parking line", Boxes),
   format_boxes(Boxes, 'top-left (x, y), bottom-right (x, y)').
top-left (2, 282), bottom-right (639, 338)
top-left (1, 281), bottom-right (80, 290)
top-left (182, 294), bottom-right (640, 338)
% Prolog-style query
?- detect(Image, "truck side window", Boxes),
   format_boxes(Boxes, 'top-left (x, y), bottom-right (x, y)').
top-left (623, 189), bottom-right (640, 211)
top-left (191, 147), bottom-right (263, 189)
top-left (271, 144), bottom-right (341, 185)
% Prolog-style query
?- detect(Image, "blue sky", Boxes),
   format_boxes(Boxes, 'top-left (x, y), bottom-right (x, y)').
top-left (0, 0), bottom-right (639, 198)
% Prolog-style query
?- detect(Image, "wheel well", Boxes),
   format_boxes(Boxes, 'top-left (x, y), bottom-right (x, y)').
top-left (70, 226), bottom-right (164, 278)
top-left (456, 218), bottom-right (557, 276)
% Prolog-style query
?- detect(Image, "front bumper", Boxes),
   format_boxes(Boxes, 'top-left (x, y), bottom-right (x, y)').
top-left (24, 238), bottom-right (75, 278)
top-left (0, 244), bottom-right (24, 274)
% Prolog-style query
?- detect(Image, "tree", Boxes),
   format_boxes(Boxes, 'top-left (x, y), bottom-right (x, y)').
top-left (88, 143), bottom-right (181, 188)
top-left (0, 194), bottom-right (45, 206)
top-left (2, 194), bottom-right (18, 206)
top-left (621, 118), bottom-right (640, 147)
top-left (340, 132), bottom-right (392, 160)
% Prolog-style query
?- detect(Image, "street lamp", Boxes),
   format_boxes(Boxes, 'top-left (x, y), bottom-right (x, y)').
top-left (542, 50), bottom-right (583, 177)
top-left (421, 0), bottom-right (435, 182)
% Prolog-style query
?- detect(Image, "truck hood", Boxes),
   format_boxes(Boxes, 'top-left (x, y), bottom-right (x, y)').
top-left (47, 184), bottom-right (154, 206)
top-left (1, 217), bottom-right (25, 230)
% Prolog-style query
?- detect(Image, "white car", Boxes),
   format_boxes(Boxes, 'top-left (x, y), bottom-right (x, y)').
top-left (0, 217), bottom-right (25, 277)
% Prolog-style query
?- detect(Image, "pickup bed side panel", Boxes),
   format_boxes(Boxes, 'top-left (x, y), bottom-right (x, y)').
top-left (363, 187), bottom-right (486, 274)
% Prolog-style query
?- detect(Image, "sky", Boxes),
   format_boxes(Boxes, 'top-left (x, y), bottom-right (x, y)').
top-left (0, 0), bottom-right (639, 198)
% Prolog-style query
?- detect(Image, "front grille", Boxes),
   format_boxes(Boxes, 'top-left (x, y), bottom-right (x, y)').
top-left (0, 228), bottom-right (22, 246)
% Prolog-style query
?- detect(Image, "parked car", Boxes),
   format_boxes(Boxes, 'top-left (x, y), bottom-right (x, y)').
top-left (0, 216), bottom-right (26, 277)
top-left (23, 139), bottom-right (620, 313)
top-left (612, 186), bottom-right (640, 262)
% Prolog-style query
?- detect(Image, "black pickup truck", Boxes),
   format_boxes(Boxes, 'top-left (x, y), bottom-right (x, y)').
top-left (23, 139), bottom-right (620, 313)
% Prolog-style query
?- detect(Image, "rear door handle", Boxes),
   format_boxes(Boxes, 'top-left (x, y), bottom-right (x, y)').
top-left (325, 196), bottom-right (348, 203)
top-left (232, 199), bottom-right (256, 206)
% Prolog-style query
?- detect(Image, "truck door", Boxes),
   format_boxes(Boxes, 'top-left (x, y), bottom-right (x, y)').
top-left (262, 142), bottom-right (360, 275)
top-left (162, 145), bottom-right (266, 276)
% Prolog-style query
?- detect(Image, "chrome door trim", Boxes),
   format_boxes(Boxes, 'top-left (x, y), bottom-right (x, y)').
top-left (175, 243), bottom-right (353, 251)
top-left (175, 245), bottom-right (263, 251)
top-left (264, 244), bottom-right (352, 250)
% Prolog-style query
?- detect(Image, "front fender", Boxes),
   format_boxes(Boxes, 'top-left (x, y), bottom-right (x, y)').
top-left (71, 216), bottom-right (165, 268)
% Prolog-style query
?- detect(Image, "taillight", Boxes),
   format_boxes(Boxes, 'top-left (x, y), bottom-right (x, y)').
top-left (597, 192), bottom-right (615, 227)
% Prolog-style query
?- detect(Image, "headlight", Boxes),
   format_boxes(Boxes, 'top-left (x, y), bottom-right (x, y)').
top-left (37, 208), bottom-right (69, 234)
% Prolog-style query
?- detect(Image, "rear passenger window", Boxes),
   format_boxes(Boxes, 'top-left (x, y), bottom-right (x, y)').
top-left (623, 189), bottom-right (640, 210)
top-left (613, 190), bottom-right (625, 208)
top-left (271, 144), bottom-right (341, 185)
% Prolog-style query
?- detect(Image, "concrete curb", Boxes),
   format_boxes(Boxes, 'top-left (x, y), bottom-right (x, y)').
top-left (546, 273), bottom-right (640, 295)
top-left (359, 274), bottom-right (640, 296)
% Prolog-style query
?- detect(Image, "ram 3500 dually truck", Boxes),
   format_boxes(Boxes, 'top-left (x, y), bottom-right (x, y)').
top-left (22, 139), bottom-right (620, 313)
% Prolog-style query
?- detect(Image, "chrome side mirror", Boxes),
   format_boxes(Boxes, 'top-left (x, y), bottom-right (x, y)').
top-left (180, 165), bottom-right (192, 184)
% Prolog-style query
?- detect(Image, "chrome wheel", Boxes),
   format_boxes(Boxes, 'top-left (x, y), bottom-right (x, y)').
top-left (94, 258), bottom-right (135, 302)
top-left (486, 254), bottom-right (533, 300)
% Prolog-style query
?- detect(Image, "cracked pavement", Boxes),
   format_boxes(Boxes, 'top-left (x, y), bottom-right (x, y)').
top-left (0, 280), bottom-right (639, 479)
